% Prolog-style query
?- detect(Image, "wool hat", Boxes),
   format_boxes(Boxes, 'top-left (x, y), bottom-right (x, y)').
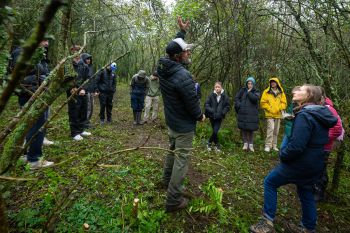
top-left (166, 38), bottom-right (194, 55)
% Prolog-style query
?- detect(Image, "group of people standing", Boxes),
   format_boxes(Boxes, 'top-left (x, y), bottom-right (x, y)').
top-left (234, 76), bottom-right (287, 153)
top-left (65, 46), bottom-right (118, 141)
top-left (9, 42), bottom-right (118, 169)
top-left (157, 17), bottom-right (343, 233)
top-left (129, 70), bottom-right (161, 125)
top-left (8, 15), bottom-right (344, 233)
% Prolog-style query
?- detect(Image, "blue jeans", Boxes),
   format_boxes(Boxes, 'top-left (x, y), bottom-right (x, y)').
top-left (131, 93), bottom-right (145, 111)
top-left (263, 168), bottom-right (317, 230)
top-left (18, 95), bottom-right (46, 162)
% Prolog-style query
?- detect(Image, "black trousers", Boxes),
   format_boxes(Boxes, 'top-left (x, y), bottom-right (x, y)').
top-left (67, 91), bottom-right (87, 137)
top-left (99, 92), bottom-right (114, 121)
top-left (209, 118), bottom-right (222, 145)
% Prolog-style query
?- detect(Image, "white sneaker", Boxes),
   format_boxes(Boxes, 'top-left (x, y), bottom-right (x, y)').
top-left (243, 143), bottom-right (248, 150)
top-left (273, 146), bottom-right (279, 152)
top-left (264, 146), bottom-right (270, 152)
top-left (214, 146), bottom-right (221, 152)
top-left (249, 144), bottom-right (255, 152)
top-left (29, 160), bottom-right (54, 170)
top-left (43, 137), bottom-right (54, 146)
top-left (81, 131), bottom-right (92, 137)
top-left (207, 144), bottom-right (212, 152)
top-left (73, 134), bottom-right (84, 141)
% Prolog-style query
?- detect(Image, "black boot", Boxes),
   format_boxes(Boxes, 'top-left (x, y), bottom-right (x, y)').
top-left (137, 112), bottom-right (144, 125)
top-left (133, 111), bottom-right (137, 125)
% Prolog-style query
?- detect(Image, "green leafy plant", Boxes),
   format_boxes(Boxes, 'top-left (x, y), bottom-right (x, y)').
top-left (189, 180), bottom-right (227, 224)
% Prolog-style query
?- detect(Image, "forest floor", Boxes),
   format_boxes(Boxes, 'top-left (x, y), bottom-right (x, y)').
top-left (1, 82), bottom-right (350, 232)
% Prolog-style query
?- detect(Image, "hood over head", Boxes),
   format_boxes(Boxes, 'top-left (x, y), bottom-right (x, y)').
top-left (246, 76), bottom-right (256, 87)
top-left (80, 53), bottom-right (92, 64)
top-left (302, 105), bottom-right (338, 128)
top-left (157, 56), bottom-right (184, 79)
top-left (269, 77), bottom-right (284, 93)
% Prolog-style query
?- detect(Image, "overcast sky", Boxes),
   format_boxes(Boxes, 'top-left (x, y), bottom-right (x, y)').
top-left (163, 0), bottom-right (175, 8)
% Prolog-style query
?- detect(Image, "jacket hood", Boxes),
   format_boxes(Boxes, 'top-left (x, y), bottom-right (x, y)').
top-left (157, 57), bottom-right (184, 79)
top-left (213, 89), bottom-right (224, 95)
top-left (269, 77), bottom-right (284, 93)
top-left (302, 105), bottom-right (337, 128)
top-left (80, 53), bottom-right (92, 64)
top-left (325, 97), bottom-right (334, 107)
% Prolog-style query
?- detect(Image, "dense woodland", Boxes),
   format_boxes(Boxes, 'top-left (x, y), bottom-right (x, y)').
top-left (0, 0), bottom-right (349, 232)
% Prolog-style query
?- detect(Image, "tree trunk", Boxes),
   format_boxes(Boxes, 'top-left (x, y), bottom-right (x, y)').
top-left (330, 140), bottom-right (346, 193)
top-left (0, 195), bottom-right (9, 233)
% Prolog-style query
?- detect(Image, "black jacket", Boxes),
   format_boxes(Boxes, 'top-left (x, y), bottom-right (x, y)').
top-left (10, 47), bottom-right (49, 96)
top-left (205, 91), bottom-right (230, 120)
top-left (157, 56), bottom-right (203, 133)
top-left (77, 53), bottom-right (96, 92)
top-left (97, 69), bottom-right (116, 93)
top-left (234, 87), bottom-right (260, 131)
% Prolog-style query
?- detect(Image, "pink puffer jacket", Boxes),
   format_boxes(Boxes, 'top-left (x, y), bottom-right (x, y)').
top-left (324, 98), bottom-right (343, 152)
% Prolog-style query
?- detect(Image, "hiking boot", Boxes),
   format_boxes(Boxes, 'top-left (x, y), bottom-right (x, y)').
top-left (273, 146), bottom-right (279, 152)
top-left (243, 143), bottom-right (248, 150)
top-left (29, 160), bottom-right (54, 170)
top-left (73, 134), bottom-right (84, 141)
top-left (81, 131), bottom-right (92, 137)
top-left (43, 137), bottom-right (54, 146)
top-left (250, 218), bottom-right (274, 233)
top-left (264, 146), bottom-right (271, 152)
top-left (137, 112), bottom-right (143, 125)
top-left (249, 144), bottom-right (255, 152)
top-left (100, 119), bottom-right (105, 125)
top-left (133, 111), bottom-right (137, 125)
top-left (286, 222), bottom-right (315, 233)
top-left (165, 198), bottom-right (189, 213)
top-left (106, 119), bottom-right (112, 124)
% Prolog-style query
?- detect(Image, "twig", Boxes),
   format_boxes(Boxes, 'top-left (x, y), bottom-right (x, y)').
top-left (0, 176), bottom-right (38, 181)
top-left (97, 164), bottom-right (121, 168)
top-left (197, 158), bottom-right (227, 169)
top-left (186, 210), bottom-right (197, 223)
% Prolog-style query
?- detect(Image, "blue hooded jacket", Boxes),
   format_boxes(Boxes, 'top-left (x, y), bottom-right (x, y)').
top-left (277, 105), bottom-right (337, 185)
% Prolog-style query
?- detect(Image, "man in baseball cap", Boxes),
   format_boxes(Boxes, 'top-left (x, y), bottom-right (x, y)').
top-left (157, 17), bottom-right (205, 213)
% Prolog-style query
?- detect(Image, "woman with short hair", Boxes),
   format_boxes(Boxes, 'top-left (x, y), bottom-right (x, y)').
top-left (250, 84), bottom-right (338, 233)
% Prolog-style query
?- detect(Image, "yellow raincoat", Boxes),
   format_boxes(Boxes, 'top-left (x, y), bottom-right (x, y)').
top-left (260, 77), bottom-right (287, 118)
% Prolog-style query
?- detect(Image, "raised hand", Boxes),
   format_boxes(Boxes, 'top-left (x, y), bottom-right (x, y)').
top-left (177, 16), bottom-right (190, 31)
